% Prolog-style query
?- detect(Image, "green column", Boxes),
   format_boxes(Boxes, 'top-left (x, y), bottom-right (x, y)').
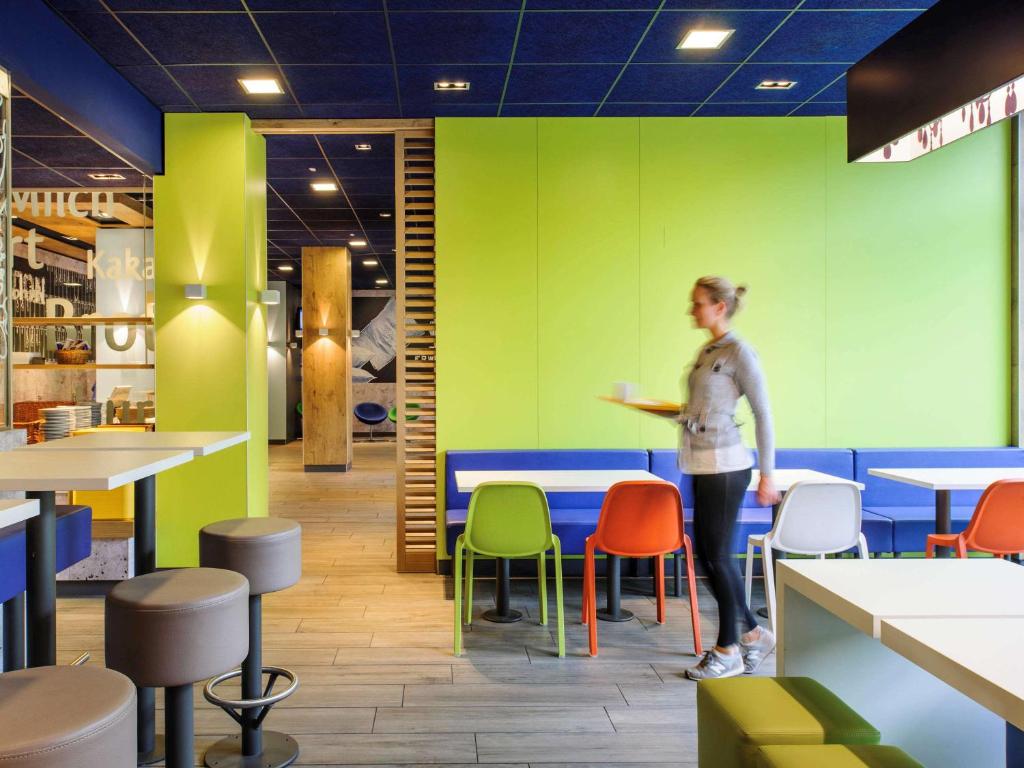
top-left (154, 113), bottom-right (268, 567)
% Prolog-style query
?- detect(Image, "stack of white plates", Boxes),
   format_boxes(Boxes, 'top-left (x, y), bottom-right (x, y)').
top-left (40, 408), bottom-right (73, 441)
top-left (69, 404), bottom-right (93, 430)
top-left (77, 401), bottom-right (102, 427)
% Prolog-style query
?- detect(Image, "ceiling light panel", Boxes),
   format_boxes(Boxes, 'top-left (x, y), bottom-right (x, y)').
top-left (756, 80), bottom-right (797, 90)
top-left (88, 172), bottom-right (125, 181)
top-left (434, 81), bottom-right (470, 91)
top-left (310, 181), bottom-right (338, 192)
top-left (677, 29), bottom-right (734, 50)
top-left (354, 143), bottom-right (372, 151)
top-left (239, 78), bottom-right (283, 95)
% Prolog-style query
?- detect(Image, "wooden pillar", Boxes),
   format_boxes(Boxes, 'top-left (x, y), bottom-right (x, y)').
top-left (301, 246), bottom-right (352, 471)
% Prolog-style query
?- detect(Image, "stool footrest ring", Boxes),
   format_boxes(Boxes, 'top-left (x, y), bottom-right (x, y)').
top-left (203, 666), bottom-right (298, 728)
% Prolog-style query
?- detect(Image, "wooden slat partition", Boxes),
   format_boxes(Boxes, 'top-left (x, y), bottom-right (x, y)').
top-left (395, 129), bottom-right (438, 572)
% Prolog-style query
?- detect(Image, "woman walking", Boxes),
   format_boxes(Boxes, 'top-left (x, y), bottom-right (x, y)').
top-left (681, 276), bottom-right (778, 680)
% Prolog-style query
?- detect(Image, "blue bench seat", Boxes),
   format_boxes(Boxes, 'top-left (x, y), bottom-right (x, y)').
top-left (444, 450), bottom-right (649, 556)
top-left (855, 448), bottom-right (1024, 553)
top-left (56, 504), bottom-right (92, 572)
top-left (649, 448), bottom-right (893, 553)
top-left (0, 525), bottom-right (26, 603)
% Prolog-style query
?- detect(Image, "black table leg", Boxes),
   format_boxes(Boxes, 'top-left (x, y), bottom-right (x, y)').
top-left (25, 490), bottom-right (56, 667)
top-left (133, 473), bottom-right (165, 766)
top-left (134, 474), bottom-right (156, 577)
top-left (757, 500), bottom-right (783, 619)
top-left (598, 555), bottom-right (634, 622)
top-left (1008, 722), bottom-right (1024, 768)
top-left (935, 489), bottom-right (951, 558)
top-left (483, 557), bottom-right (522, 623)
top-left (2, 593), bottom-right (25, 671)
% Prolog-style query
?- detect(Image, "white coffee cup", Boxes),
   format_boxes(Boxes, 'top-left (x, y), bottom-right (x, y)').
top-left (613, 381), bottom-right (638, 402)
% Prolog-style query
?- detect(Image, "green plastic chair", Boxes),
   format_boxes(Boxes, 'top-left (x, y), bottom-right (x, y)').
top-left (454, 482), bottom-right (565, 658)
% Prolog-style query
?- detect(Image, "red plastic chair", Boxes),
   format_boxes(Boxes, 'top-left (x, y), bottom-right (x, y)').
top-left (581, 481), bottom-right (702, 657)
top-left (925, 480), bottom-right (1024, 558)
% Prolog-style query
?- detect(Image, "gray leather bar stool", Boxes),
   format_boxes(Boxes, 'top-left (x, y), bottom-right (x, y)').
top-left (105, 568), bottom-right (249, 768)
top-left (199, 518), bottom-right (302, 768)
top-left (0, 665), bottom-right (136, 767)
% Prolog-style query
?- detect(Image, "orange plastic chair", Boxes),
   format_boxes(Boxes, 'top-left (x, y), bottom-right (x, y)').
top-left (581, 481), bottom-right (702, 657)
top-left (925, 480), bottom-right (1024, 558)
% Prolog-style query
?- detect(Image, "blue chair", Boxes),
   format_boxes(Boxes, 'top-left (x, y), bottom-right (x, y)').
top-left (0, 524), bottom-right (27, 671)
top-left (354, 402), bottom-right (389, 441)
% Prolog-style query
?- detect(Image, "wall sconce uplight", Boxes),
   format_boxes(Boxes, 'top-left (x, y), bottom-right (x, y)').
top-left (259, 289), bottom-right (281, 305)
top-left (288, 342), bottom-right (298, 349)
top-left (295, 329), bottom-right (303, 338)
top-left (351, 329), bottom-right (361, 338)
top-left (317, 327), bottom-right (330, 337)
top-left (184, 284), bottom-right (207, 300)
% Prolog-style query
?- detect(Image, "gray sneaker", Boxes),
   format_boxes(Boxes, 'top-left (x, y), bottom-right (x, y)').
top-left (740, 626), bottom-right (776, 674)
top-left (685, 648), bottom-right (744, 681)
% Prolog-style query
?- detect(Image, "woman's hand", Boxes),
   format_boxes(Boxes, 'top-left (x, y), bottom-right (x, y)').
top-left (757, 475), bottom-right (781, 507)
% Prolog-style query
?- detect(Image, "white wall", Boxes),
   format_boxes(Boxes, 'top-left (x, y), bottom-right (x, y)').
top-left (267, 279), bottom-right (288, 442)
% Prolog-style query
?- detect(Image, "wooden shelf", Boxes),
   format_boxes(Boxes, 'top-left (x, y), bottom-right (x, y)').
top-left (14, 317), bottom-right (154, 326)
top-left (15, 363), bottom-right (154, 370)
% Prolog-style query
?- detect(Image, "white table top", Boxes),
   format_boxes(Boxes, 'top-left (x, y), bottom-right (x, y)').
top-left (880, 616), bottom-right (1024, 730)
top-left (0, 499), bottom-right (39, 531)
top-left (454, 468), bottom-right (862, 494)
top-left (777, 558), bottom-right (1024, 637)
top-left (0, 449), bottom-right (194, 491)
top-left (20, 430), bottom-right (250, 457)
top-left (868, 467), bottom-right (1024, 490)
top-left (753, 469), bottom-right (864, 492)
top-left (454, 470), bottom-right (661, 493)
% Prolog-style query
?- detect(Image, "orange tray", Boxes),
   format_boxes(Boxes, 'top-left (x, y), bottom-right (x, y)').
top-left (598, 395), bottom-right (681, 416)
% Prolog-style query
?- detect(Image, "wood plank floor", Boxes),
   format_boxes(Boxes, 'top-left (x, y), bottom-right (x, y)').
top-left (55, 441), bottom-right (775, 766)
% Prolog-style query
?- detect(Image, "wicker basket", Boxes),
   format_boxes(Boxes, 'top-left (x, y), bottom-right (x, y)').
top-left (55, 349), bottom-right (92, 365)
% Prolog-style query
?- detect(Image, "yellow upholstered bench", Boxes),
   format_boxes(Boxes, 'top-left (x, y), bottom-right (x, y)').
top-left (697, 677), bottom-right (881, 768)
top-left (755, 745), bottom-right (923, 767)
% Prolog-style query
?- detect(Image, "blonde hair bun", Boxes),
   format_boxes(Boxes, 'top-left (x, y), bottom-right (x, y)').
top-left (695, 275), bottom-right (746, 318)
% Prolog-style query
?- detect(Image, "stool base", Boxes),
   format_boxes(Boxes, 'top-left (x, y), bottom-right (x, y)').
top-left (204, 731), bottom-right (299, 768)
top-left (137, 734), bottom-right (165, 766)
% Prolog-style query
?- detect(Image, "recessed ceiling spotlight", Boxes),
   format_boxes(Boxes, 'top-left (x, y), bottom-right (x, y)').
top-left (63, 282), bottom-right (82, 287)
top-left (88, 172), bottom-right (126, 181)
top-left (362, 259), bottom-right (378, 266)
top-left (677, 29), bottom-right (734, 50)
top-left (239, 78), bottom-right (283, 95)
top-left (379, 212), bottom-right (392, 218)
top-left (310, 181), bottom-right (338, 192)
top-left (349, 239), bottom-right (367, 247)
top-left (94, 211), bottom-right (113, 219)
top-left (375, 278), bottom-right (389, 285)
top-left (278, 264), bottom-right (294, 272)
top-left (434, 81), bottom-right (470, 91)
top-left (756, 80), bottom-right (797, 90)
top-left (308, 166), bottom-right (317, 172)
top-left (354, 143), bottom-right (372, 151)
top-left (65, 236), bottom-right (79, 241)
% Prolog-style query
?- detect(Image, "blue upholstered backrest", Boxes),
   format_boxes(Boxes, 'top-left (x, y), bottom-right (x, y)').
top-left (444, 450), bottom-right (649, 509)
top-left (0, 526), bottom-right (26, 602)
top-left (650, 448), bottom-right (854, 508)
top-left (854, 448), bottom-right (1024, 507)
top-left (649, 450), bottom-right (695, 506)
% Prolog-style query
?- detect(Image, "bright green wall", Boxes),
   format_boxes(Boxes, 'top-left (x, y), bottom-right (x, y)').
top-left (154, 113), bottom-right (268, 567)
top-left (437, 116), bottom-right (1010, 459)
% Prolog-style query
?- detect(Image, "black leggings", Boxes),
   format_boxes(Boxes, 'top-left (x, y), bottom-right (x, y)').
top-left (693, 468), bottom-right (759, 648)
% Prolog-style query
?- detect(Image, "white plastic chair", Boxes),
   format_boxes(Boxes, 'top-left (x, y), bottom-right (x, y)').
top-left (744, 481), bottom-right (868, 634)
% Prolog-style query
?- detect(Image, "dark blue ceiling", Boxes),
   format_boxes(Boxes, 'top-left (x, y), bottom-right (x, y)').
top-left (266, 133), bottom-right (395, 288)
top-left (43, 0), bottom-right (937, 119)
top-left (21, 0), bottom-right (939, 287)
